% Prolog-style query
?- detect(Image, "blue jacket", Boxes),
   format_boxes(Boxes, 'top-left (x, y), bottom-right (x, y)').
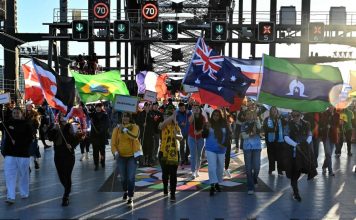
top-left (205, 127), bottom-right (227, 154)
top-left (176, 110), bottom-right (191, 137)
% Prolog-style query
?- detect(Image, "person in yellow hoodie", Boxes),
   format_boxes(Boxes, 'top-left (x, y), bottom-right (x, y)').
top-left (111, 112), bottom-right (142, 206)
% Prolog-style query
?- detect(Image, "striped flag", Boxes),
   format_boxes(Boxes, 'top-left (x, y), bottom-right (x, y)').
top-left (258, 54), bottom-right (343, 112)
top-left (225, 57), bottom-right (262, 96)
top-left (32, 58), bottom-right (75, 113)
top-left (136, 71), bottom-right (168, 99)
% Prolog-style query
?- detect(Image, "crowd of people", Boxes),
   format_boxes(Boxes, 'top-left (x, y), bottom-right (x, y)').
top-left (0, 97), bottom-right (355, 207)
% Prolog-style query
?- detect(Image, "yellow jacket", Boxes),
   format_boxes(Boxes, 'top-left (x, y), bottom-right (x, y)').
top-left (111, 123), bottom-right (141, 157)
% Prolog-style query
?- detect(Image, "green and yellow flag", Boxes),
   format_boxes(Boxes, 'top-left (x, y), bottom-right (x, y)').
top-left (71, 70), bottom-right (129, 103)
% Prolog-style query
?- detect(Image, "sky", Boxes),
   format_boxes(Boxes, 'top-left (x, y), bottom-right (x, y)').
top-left (2, 0), bottom-right (356, 81)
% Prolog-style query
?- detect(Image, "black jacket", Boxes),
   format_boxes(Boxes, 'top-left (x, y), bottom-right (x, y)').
top-left (1, 119), bottom-right (33, 157)
top-left (48, 123), bottom-right (82, 156)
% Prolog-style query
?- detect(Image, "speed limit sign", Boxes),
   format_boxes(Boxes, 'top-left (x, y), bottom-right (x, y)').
top-left (142, 1), bottom-right (159, 22)
top-left (93, 0), bottom-right (110, 21)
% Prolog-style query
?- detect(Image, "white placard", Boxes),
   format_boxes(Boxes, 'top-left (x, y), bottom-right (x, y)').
top-left (113, 95), bottom-right (138, 112)
top-left (0, 93), bottom-right (10, 104)
top-left (143, 90), bottom-right (157, 102)
top-left (183, 84), bottom-right (199, 93)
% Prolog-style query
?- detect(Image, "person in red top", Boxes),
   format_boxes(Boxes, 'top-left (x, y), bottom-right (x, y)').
top-left (187, 103), bottom-right (206, 179)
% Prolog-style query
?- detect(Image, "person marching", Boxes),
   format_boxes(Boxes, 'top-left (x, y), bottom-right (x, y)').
top-left (2, 107), bottom-right (33, 204)
top-left (204, 109), bottom-right (229, 196)
top-left (158, 106), bottom-right (183, 202)
top-left (263, 106), bottom-right (285, 175)
top-left (188, 103), bottom-right (206, 179)
top-left (47, 113), bottom-right (84, 206)
top-left (111, 112), bottom-right (142, 206)
top-left (241, 110), bottom-right (262, 195)
top-left (283, 110), bottom-right (317, 202)
top-left (25, 101), bottom-right (41, 170)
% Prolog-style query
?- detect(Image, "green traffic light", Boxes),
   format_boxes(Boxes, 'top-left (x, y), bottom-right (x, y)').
top-left (215, 25), bottom-right (224, 33)
top-left (75, 23), bottom-right (84, 32)
top-left (118, 24), bottom-right (126, 33)
top-left (165, 24), bottom-right (174, 33)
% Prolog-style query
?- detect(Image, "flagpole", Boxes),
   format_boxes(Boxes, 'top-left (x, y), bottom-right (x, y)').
top-left (256, 54), bottom-right (265, 102)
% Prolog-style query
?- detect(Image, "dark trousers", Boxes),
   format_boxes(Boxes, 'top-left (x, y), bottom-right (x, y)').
top-left (152, 133), bottom-right (160, 161)
top-left (235, 124), bottom-right (241, 150)
top-left (266, 141), bottom-right (283, 172)
top-left (54, 154), bottom-right (75, 198)
top-left (159, 153), bottom-right (178, 195)
top-left (141, 134), bottom-right (154, 164)
top-left (180, 136), bottom-right (190, 163)
top-left (39, 126), bottom-right (48, 147)
top-left (336, 129), bottom-right (352, 154)
top-left (92, 143), bottom-right (105, 166)
top-left (290, 158), bottom-right (301, 194)
top-left (312, 137), bottom-right (320, 167)
top-left (80, 137), bottom-right (90, 154)
top-left (224, 142), bottom-right (231, 170)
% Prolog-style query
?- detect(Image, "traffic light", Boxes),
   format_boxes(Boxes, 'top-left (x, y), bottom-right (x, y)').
top-left (309, 22), bottom-right (325, 42)
top-left (72, 20), bottom-right (89, 40)
top-left (113, 20), bottom-right (130, 40)
top-left (211, 21), bottom-right (227, 41)
top-left (257, 22), bottom-right (275, 42)
top-left (161, 21), bottom-right (178, 41)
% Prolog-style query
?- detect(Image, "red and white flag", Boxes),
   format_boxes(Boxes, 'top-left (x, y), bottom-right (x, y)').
top-left (22, 64), bottom-right (44, 105)
top-left (32, 58), bottom-right (75, 113)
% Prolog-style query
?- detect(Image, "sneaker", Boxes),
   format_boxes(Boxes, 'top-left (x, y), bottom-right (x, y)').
top-left (329, 172), bottom-right (335, 176)
top-left (127, 198), bottom-right (133, 206)
top-left (322, 168), bottom-right (326, 175)
top-left (80, 154), bottom-right (85, 161)
top-left (224, 169), bottom-right (232, 179)
top-left (348, 152), bottom-right (353, 156)
top-left (191, 172), bottom-right (196, 179)
top-left (335, 154), bottom-right (341, 158)
top-left (21, 195), bottom-right (29, 199)
top-left (247, 190), bottom-right (254, 195)
top-left (34, 161), bottom-right (40, 170)
top-left (5, 198), bottom-right (15, 205)
top-left (85, 152), bottom-right (89, 159)
top-left (196, 171), bottom-right (200, 177)
top-left (293, 193), bottom-right (302, 202)
top-left (122, 193), bottom-right (128, 201)
top-left (170, 194), bottom-right (176, 202)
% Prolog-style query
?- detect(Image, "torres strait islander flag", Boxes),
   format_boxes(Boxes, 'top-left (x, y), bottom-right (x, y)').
top-left (136, 71), bottom-right (168, 99)
top-left (32, 58), bottom-right (75, 113)
top-left (258, 54), bottom-right (343, 112)
top-left (22, 64), bottom-right (44, 105)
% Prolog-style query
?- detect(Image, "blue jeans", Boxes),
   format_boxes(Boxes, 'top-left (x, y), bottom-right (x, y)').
top-left (206, 151), bottom-right (225, 184)
top-left (322, 138), bottom-right (335, 173)
top-left (117, 156), bottom-right (137, 197)
top-left (243, 149), bottom-right (261, 191)
top-left (188, 136), bottom-right (204, 173)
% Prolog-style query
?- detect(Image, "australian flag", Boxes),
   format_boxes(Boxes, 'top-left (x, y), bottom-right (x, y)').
top-left (183, 38), bottom-right (254, 103)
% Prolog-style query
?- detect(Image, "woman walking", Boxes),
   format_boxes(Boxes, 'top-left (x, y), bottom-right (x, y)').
top-left (111, 112), bottom-right (142, 206)
top-left (2, 107), bottom-right (33, 204)
top-left (188, 103), bottom-right (206, 179)
top-left (158, 106), bottom-right (183, 202)
top-left (241, 110), bottom-right (262, 195)
top-left (48, 113), bottom-right (84, 206)
top-left (204, 109), bottom-right (229, 196)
